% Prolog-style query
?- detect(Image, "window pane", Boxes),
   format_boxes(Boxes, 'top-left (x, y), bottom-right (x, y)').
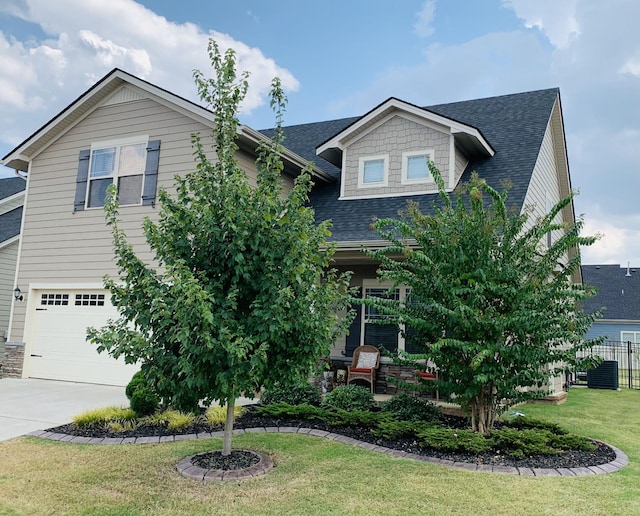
top-left (88, 178), bottom-right (112, 207)
top-left (119, 143), bottom-right (146, 176)
top-left (90, 148), bottom-right (116, 178)
top-left (407, 155), bottom-right (429, 180)
top-left (365, 288), bottom-right (399, 319)
top-left (118, 174), bottom-right (143, 205)
top-left (363, 159), bottom-right (384, 183)
top-left (364, 323), bottom-right (398, 353)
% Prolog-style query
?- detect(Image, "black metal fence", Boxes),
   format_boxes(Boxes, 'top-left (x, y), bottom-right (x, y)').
top-left (571, 340), bottom-right (640, 390)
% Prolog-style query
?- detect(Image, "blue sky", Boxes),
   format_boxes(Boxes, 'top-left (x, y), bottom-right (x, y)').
top-left (0, 0), bottom-right (638, 265)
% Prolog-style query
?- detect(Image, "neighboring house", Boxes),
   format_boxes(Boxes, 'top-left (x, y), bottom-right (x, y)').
top-left (581, 264), bottom-right (640, 344)
top-left (1, 68), bottom-right (578, 395)
top-left (0, 177), bottom-right (26, 373)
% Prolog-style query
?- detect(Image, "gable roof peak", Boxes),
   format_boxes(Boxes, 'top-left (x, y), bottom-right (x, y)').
top-left (316, 94), bottom-right (495, 167)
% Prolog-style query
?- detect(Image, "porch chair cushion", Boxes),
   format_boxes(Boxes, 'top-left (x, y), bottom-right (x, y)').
top-left (356, 352), bottom-right (378, 370)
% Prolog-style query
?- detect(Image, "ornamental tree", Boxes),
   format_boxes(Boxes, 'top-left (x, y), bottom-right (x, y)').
top-left (364, 163), bottom-right (603, 434)
top-left (88, 40), bottom-right (353, 455)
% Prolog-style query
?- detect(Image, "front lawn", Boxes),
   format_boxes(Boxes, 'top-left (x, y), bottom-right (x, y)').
top-left (0, 388), bottom-right (637, 515)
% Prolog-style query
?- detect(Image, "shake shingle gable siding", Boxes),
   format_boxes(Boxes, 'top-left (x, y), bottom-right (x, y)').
top-left (260, 88), bottom-right (559, 243)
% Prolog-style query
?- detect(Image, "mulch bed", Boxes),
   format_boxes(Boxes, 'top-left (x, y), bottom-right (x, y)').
top-left (47, 406), bottom-right (616, 471)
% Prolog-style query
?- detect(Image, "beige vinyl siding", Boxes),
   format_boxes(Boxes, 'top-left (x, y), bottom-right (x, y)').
top-left (0, 193), bottom-right (25, 216)
top-left (10, 92), bottom-right (296, 343)
top-left (522, 116), bottom-right (563, 250)
top-left (0, 240), bottom-right (19, 338)
top-left (11, 95), bottom-right (250, 342)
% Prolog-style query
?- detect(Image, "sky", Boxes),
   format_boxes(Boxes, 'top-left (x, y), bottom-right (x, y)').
top-left (0, 0), bottom-right (638, 266)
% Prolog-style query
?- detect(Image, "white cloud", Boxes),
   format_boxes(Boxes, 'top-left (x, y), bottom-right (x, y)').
top-left (619, 50), bottom-right (640, 77)
top-left (414, 0), bottom-right (436, 38)
top-left (580, 210), bottom-right (640, 266)
top-left (78, 30), bottom-right (152, 76)
top-left (0, 0), bottom-right (299, 156)
top-left (503, 0), bottom-right (580, 49)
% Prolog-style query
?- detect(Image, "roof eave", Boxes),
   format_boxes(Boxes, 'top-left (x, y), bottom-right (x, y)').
top-left (239, 125), bottom-right (334, 183)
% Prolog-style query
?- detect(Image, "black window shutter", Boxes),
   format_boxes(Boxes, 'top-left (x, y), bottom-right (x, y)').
top-left (142, 140), bottom-right (161, 206)
top-left (74, 149), bottom-right (91, 212)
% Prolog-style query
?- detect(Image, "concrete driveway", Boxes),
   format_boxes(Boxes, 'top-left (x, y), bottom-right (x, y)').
top-left (0, 378), bottom-right (128, 442)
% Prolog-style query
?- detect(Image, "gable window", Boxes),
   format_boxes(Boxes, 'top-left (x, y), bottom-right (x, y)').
top-left (358, 155), bottom-right (388, 188)
top-left (74, 138), bottom-right (161, 212)
top-left (87, 137), bottom-right (148, 208)
top-left (402, 150), bottom-right (434, 185)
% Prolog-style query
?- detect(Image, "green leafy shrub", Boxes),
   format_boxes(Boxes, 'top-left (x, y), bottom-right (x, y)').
top-left (323, 409), bottom-right (392, 428)
top-left (130, 388), bottom-right (159, 416)
top-left (145, 410), bottom-right (198, 430)
top-left (72, 406), bottom-right (137, 428)
top-left (502, 417), bottom-right (567, 435)
top-left (490, 428), bottom-right (557, 459)
top-left (372, 420), bottom-right (434, 440)
top-left (322, 385), bottom-right (374, 412)
top-left (205, 405), bottom-right (245, 426)
top-left (255, 402), bottom-right (326, 419)
top-left (380, 393), bottom-right (442, 422)
top-left (548, 433), bottom-right (596, 452)
top-left (125, 371), bottom-right (146, 400)
top-left (418, 427), bottom-right (493, 454)
top-left (260, 383), bottom-right (322, 406)
top-left (106, 419), bottom-right (141, 433)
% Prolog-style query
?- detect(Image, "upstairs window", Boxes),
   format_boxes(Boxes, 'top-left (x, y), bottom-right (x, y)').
top-left (87, 136), bottom-right (148, 208)
top-left (402, 150), bottom-right (434, 184)
top-left (74, 138), bottom-right (161, 212)
top-left (358, 155), bottom-right (388, 188)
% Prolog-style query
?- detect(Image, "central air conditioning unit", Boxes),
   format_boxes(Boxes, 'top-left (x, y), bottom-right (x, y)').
top-left (587, 360), bottom-right (619, 390)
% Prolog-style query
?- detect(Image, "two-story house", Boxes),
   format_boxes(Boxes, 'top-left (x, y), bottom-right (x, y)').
top-left (1, 69), bottom-right (577, 394)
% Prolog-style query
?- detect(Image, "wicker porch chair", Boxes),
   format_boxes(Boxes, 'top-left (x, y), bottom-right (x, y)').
top-left (346, 345), bottom-right (380, 393)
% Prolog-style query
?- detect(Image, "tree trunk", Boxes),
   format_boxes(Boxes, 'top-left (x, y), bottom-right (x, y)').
top-left (222, 397), bottom-right (236, 456)
top-left (470, 387), bottom-right (496, 435)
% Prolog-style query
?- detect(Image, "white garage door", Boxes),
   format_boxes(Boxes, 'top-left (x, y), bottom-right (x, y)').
top-left (28, 290), bottom-right (139, 386)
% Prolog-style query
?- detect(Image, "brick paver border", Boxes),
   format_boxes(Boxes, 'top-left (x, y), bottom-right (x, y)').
top-left (26, 427), bottom-right (628, 477)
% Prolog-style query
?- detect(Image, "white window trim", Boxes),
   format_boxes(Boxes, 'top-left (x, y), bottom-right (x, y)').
top-left (621, 331), bottom-right (640, 344)
top-left (401, 149), bottom-right (435, 185)
top-left (86, 135), bottom-right (149, 209)
top-left (358, 155), bottom-right (389, 189)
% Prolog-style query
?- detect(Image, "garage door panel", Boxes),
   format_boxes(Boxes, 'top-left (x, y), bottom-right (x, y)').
top-left (28, 290), bottom-right (139, 386)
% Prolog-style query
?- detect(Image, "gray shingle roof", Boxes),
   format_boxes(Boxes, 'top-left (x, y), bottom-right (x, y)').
top-left (0, 207), bottom-right (23, 244)
top-left (581, 265), bottom-right (640, 321)
top-left (0, 177), bottom-right (26, 201)
top-left (260, 88), bottom-right (559, 242)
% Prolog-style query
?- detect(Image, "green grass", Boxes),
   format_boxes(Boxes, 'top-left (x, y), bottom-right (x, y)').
top-left (0, 388), bottom-right (638, 515)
